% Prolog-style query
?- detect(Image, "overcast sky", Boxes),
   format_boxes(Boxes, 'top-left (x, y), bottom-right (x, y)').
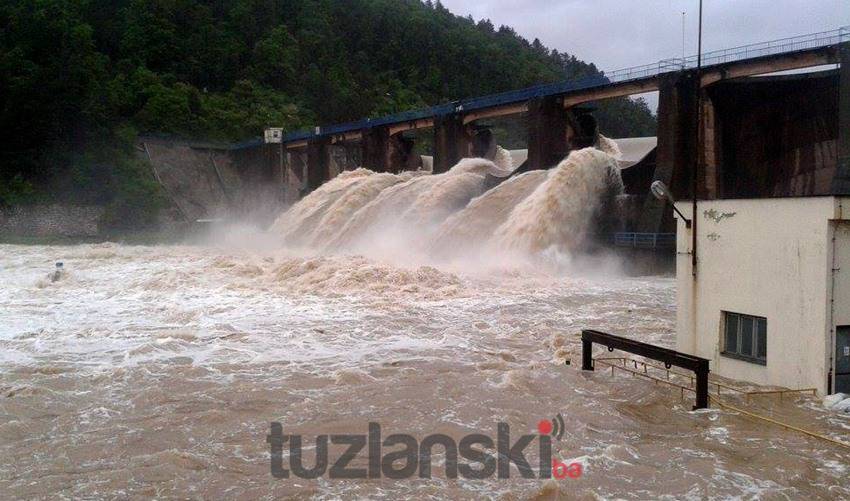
top-left (440, 0), bottom-right (850, 109)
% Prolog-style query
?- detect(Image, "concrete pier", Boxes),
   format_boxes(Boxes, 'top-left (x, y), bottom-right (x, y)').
top-left (526, 96), bottom-right (570, 171)
top-left (306, 138), bottom-right (330, 192)
top-left (433, 113), bottom-right (471, 174)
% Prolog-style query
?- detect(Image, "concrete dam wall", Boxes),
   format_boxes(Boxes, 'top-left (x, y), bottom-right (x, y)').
top-left (139, 137), bottom-right (301, 226)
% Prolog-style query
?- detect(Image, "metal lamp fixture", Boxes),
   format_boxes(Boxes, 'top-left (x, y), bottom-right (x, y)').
top-left (651, 180), bottom-right (692, 228)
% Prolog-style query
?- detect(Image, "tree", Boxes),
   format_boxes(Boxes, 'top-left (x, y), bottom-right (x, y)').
top-left (249, 26), bottom-right (300, 92)
top-left (0, 0), bottom-right (656, 210)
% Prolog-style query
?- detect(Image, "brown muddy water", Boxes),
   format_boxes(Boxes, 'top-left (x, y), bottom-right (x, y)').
top-left (1, 242), bottom-right (849, 499)
top-left (3, 149), bottom-right (850, 498)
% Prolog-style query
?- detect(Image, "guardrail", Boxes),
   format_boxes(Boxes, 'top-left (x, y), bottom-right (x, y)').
top-left (613, 232), bottom-right (676, 249)
top-left (603, 26), bottom-right (849, 81)
top-left (581, 329), bottom-right (711, 409)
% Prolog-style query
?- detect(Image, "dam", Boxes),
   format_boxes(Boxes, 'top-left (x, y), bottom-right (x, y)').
top-left (4, 26), bottom-right (850, 499)
top-left (143, 27), bottom-right (850, 246)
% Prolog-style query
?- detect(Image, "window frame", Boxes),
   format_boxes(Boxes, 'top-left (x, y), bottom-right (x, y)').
top-left (721, 311), bottom-right (767, 365)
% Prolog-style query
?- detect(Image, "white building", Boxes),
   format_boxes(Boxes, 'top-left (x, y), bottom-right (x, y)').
top-left (674, 197), bottom-right (850, 394)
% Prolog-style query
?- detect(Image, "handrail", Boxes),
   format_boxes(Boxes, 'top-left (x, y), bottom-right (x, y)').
top-left (581, 329), bottom-right (711, 409)
top-left (613, 232), bottom-right (676, 249)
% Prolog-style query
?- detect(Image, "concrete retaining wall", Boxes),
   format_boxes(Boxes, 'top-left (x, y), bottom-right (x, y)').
top-left (140, 137), bottom-right (295, 226)
top-left (0, 205), bottom-right (103, 237)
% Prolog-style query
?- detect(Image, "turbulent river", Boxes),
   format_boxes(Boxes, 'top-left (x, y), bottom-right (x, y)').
top-left (2, 148), bottom-right (849, 498)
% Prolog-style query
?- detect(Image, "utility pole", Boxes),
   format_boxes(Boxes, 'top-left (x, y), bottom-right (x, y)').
top-left (692, 0), bottom-right (703, 277)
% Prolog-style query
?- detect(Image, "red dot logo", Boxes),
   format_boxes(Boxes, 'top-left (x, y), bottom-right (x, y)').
top-left (537, 419), bottom-right (552, 435)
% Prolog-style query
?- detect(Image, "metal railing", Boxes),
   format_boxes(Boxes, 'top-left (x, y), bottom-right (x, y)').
top-left (603, 26), bottom-right (849, 82)
top-left (581, 329), bottom-right (711, 409)
top-left (613, 232), bottom-right (676, 249)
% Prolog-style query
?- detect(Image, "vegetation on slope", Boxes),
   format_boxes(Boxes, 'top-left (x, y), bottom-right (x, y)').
top-left (0, 0), bottom-right (656, 226)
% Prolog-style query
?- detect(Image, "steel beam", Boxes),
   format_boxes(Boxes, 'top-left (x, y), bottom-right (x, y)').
top-left (285, 140), bottom-right (308, 150)
top-left (463, 103), bottom-right (528, 124)
top-left (700, 46), bottom-right (839, 87)
top-left (581, 329), bottom-right (711, 409)
top-left (561, 78), bottom-right (661, 108)
top-left (387, 118), bottom-right (434, 136)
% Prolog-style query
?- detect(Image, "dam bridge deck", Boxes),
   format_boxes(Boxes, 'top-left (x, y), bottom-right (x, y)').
top-left (253, 26), bottom-right (848, 149)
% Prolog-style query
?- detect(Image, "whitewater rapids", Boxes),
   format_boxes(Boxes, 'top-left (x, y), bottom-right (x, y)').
top-left (2, 242), bottom-right (848, 498)
top-left (2, 145), bottom-right (849, 497)
top-left (273, 147), bottom-right (622, 267)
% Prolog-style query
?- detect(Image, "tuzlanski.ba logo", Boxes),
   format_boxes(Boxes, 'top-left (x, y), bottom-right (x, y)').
top-left (267, 416), bottom-right (582, 480)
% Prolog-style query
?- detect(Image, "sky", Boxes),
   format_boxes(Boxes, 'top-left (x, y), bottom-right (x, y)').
top-left (440, 0), bottom-right (850, 110)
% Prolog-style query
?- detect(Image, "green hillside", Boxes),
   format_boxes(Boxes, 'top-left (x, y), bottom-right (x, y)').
top-left (0, 0), bottom-right (656, 225)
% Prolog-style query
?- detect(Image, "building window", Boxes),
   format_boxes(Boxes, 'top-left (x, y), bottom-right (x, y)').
top-left (722, 312), bottom-right (767, 365)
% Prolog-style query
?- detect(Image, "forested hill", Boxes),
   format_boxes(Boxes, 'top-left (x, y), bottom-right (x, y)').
top-left (1, 0), bottom-right (655, 216)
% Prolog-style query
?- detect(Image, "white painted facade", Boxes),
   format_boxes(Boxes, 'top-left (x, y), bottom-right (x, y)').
top-left (674, 197), bottom-right (850, 394)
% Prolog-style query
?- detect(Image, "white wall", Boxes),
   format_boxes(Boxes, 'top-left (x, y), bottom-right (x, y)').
top-left (675, 197), bottom-right (849, 393)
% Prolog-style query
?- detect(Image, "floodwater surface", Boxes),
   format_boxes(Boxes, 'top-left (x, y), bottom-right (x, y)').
top-left (3, 149), bottom-right (849, 498)
top-left (1, 242), bottom-right (849, 499)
